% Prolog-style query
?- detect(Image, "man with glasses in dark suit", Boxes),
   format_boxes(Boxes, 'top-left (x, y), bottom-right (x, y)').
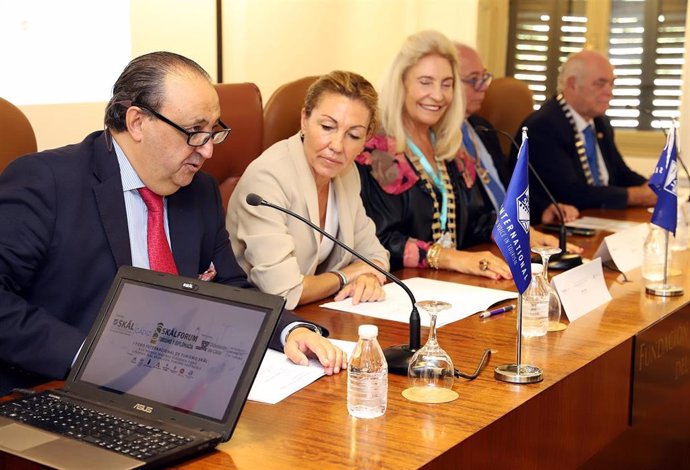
top-left (456, 43), bottom-right (582, 235)
top-left (0, 52), bottom-right (345, 395)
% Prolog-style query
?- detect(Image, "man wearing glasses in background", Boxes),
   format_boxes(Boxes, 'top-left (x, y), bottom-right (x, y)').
top-left (0, 51), bottom-right (345, 395)
top-left (514, 50), bottom-right (655, 210)
top-left (455, 43), bottom-right (581, 225)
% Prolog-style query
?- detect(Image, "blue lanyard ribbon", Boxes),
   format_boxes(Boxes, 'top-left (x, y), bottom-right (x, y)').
top-left (406, 134), bottom-right (448, 231)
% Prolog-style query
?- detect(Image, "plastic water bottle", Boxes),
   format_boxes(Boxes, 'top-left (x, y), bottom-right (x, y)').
top-left (347, 324), bottom-right (388, 419)
top-left (671, 201), bottom-right (690, 251)
top-left (521, 263), bottom-right (549, 337)
top-left (642, 225), bottom-right (670, 282)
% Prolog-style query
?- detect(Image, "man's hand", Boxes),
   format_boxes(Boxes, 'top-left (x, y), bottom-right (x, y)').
top-left (541, 203), bottom-right (579, 224)
top-left (627, 184), bottom-right (657, 207)
top-left (530, 229), bottom-right (583, 254)
top-left (284, 328), bottom-right (348, 375)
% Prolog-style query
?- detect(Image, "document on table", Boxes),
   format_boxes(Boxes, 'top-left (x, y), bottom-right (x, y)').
top-left (248, 339), bottom-right (356, 404)
top-left (320, 277), bottom-right (517, 328)
top-left (567, 216), bottom-right (643, 233)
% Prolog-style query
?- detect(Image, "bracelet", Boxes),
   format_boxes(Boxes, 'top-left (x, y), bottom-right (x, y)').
top-left (426, 243), bottom-right (442, 269)
top-left (329, 270), bottom-right (348, 290)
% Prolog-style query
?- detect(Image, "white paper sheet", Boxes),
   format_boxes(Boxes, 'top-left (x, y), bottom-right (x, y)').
top-left (320, 277), bottom-right (517, 328)
top-left (567, 216), bottom-right (643, 233)
top-left (248, 339), bottom-right (356, 404)
top-left (551, 258), bottom-right (612, 322)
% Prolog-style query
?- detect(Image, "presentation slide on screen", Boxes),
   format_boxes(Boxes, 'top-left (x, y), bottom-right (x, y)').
top-left (80, 283), bottom-right (266, 420)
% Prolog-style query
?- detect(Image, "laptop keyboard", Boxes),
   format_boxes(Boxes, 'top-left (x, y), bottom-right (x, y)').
top-left (0, 393), bottom-right (195, 460)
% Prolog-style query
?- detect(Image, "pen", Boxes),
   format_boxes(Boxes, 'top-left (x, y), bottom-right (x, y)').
top-left (479, 304), bottom-right (516, 319)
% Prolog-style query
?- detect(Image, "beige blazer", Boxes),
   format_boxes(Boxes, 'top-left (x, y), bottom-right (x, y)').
top-left (227, 133), bottom-right (389, 309)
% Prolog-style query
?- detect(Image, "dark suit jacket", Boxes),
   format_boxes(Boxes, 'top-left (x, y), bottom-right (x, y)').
top-left (0, 131), bottom-right (299, 394)
top-left (514, 97), bottom-right (646, 210)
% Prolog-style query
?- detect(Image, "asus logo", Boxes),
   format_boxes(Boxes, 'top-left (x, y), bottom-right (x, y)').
top-left (133, 403), bottom-right (153, 413)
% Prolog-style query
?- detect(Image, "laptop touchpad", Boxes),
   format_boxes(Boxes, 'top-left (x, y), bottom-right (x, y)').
top-left (25, 436), bottom-right (142, 469)
top-left (0, 423), bottom-right (58, 451)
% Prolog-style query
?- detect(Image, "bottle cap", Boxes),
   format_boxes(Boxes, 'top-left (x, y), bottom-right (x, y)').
top-left (531, 263), bottom-right (544, 275)
top-left (358, 324), bottom-right (378, 339)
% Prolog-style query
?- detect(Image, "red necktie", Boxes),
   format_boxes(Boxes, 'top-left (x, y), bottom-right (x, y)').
top-left (138, 187), bottom-right (178, 275)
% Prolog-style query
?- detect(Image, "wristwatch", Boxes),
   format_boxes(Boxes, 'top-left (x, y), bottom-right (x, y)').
top-left (287, 322), bottom-right (322, 338)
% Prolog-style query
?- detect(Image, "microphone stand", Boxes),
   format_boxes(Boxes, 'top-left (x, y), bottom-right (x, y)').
top-left (475, 124), bottom-right (582, 270)
top-left (246, 193), bottom-right (420, 375)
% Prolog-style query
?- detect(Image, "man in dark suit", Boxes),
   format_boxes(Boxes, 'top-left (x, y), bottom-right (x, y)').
top-left (516, 50), bottom-right (656, 210)
top-left (456, 44), bottom-right (582, 257)
top-left (0, 52), bottom-right (345, 395)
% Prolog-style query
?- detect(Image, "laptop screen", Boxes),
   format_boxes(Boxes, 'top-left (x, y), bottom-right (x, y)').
top-left (77, 280), bottom-right (269, 421)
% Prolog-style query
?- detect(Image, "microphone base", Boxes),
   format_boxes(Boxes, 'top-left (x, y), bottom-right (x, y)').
top-left (383, 344), bottom-right (418, 375)
top-left (548, 253), bottom-right (583, 271)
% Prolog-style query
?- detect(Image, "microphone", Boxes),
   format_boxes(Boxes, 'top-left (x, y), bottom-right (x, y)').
top-left (245, 192), bottom-right (420, 375)
top-left (626, 105), bottom-right (690, 201)
top-left (475, 124), bottom-right (582, 270)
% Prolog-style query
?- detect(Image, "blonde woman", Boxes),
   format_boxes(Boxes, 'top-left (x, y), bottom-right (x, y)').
top-left (357, 31), bottom-right (512, 278)
top-left (228, 71), bottom-right (389, 310)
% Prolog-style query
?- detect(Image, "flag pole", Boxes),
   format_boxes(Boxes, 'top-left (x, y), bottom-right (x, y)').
top-left (516, 297), bottom-right (522, 369)
top-left (494, 127), bottom-right (543, 384)
top-left (663, 231), bottom-right (669, 288)
top-left (646, 126), bottom-right (683, 297)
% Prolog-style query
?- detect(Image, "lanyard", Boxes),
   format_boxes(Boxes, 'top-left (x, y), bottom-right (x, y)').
top-left (406, 134), bottom-right (448, 231)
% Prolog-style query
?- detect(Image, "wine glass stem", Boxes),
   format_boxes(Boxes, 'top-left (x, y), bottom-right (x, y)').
top-left (427, 311), bottom-right (439, 347)
top-left (541, 254), bottom-right (551, 280)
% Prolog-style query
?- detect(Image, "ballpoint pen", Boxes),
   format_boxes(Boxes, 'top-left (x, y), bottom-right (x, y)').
top-left (479, 304), bottom-right (516, 319)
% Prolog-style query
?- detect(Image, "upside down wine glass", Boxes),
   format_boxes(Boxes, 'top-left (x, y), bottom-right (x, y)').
top-left (404, 301), bottom-right (457, 403)
top-left (531, 246), bottom-right (564, 331)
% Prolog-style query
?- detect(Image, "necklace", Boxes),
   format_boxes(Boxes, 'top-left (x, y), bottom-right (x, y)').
top-left (405, 132), bottom-right (456, 248)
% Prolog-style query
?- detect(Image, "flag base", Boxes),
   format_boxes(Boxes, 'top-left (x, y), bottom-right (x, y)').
top-left (645, 283), bottom-right (684, 297)
top-left (494, 363), bottom-right (543, 384)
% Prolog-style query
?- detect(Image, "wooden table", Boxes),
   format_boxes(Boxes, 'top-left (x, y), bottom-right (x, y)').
top-left (4, 208), bottom-right (690, 469)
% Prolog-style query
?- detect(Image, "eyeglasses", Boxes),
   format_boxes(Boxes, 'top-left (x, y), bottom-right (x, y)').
top-left (134, 103), bottom-right (231, 147)
top-left (461, 72), bottom-right (493, 91)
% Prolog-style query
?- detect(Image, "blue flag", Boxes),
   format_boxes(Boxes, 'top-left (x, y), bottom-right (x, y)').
top-left (648, 127), bottom-right (678, 235)
top-left (492, 129), bottom-right (531, 294)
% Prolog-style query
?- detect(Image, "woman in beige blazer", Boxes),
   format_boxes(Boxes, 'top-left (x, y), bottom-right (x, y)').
top-left (227, 71), bottom-right (390, 310)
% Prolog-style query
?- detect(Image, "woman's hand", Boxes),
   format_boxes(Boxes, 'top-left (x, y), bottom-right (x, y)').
top-left (340, 260), bottom-right (386, 285)
top-left (334, 273), bottom-right (386, 305)
top-left (530, 229), bottom-right (583, 254)
top-left (441, 249), bottom-right (512, 280)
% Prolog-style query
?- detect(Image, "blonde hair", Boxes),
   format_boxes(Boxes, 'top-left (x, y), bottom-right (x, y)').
top-left (378, 30), bottom-right (464, 160)
top-left (303, 70), bottom-right (379, 136)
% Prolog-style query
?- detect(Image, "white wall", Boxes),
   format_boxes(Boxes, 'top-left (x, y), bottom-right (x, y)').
top-left (16, 0), bottom-right (479, 151)
top-left (221, 0), bottom-right (478, 100)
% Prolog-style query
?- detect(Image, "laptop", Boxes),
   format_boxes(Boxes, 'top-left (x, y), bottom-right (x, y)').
top-left (0, 266), bottom-right (284, 469)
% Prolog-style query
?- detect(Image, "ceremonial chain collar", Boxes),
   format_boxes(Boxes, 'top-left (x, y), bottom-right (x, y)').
top-left (557, 94), bottom-right (596, 185)
top-left (405, 133), bottom-right (457, 247)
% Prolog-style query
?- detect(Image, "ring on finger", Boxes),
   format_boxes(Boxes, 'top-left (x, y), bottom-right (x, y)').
top-left (479, 259), bottom-right (490, 271)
